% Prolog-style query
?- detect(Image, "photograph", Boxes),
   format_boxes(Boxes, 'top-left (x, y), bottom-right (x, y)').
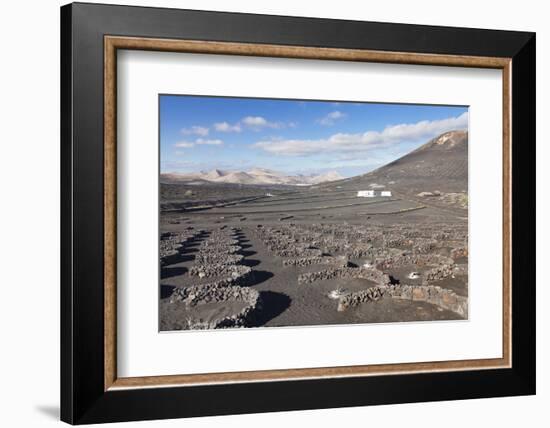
top-left (159, 96), bottom-right (469, 331)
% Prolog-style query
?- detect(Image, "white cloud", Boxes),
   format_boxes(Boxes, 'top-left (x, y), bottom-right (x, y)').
top-left (174, 138), bottom-right (224, 148)
top-left (214, 122), bottom-right (242, 133)
top-left (317, 110), bottom-right (346, 126)
top-left (241, 116), bottom-right (267, 126)
top-left (196, 138), bottom-right (224, 146)
top-left (241, 116), bottom-right (282, 129)
top-left (174, 141), bottom-right (195, 148)
top-left (181, 126), bottom-right (209, 136)
top-left (214, 116), bottom-right (287, 133)
top-left (253, 112), bottom-right (468, 156)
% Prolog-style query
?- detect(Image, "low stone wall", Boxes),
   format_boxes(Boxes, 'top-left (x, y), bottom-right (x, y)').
top-left (319, 241), bottom-right (350, 254)
top-left (169, 284), bottom-right (262, 329)
top-left (199, 244), bottom-right (242, 254)
top-left (422, 263), bottom-right (455, 285)
top-left (282, 255), bottom-right (349, 267)
top-left (337, 286), bottom-right (387, 311)
top-left (274, 246), bottom-right (323, 258)
top-left (160, 232), bottom-right (195, 257)
top-left (389, 285), bottom-right (468, 317)
top-left (376, 254), bottom-right (454, 270)
top-left (336, 284), bottom-right (467, 318)
top-left (384, 236), bottom-right (413, 248)
top-left (199, 238), bottom-right (240, 248)
top-left (160, 230), bottom-right (205, 266)
top-left (189, 263), bottom-right (252, 282)
top-left (170, 283), bottom-right (257, 306)
top-left (194, 253), bottom-right (244, 265)
top-left (402, 230), bottom-right (423, 238)
top-left (298, 267), bottom-right (390, 285)
top-left (413, 239), bottom-right (438, 254)
top-left (433, 231), bottom-right (451, 241)
top-left (346, 245), bottom-right (400, 259)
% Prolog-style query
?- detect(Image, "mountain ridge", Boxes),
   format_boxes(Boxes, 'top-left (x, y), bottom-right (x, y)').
top-left (161, 168), bottom-right (344, 186)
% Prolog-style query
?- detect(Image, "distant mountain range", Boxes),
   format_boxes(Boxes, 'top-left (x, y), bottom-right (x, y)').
top-left (161, 168), bottom-right (344, 186)
top-left (162, 130), bottom-right (467, 192)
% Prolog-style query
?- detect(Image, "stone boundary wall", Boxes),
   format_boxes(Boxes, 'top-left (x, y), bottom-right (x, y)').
top-left (189, 262), bottom-right (252, 281)
top-left (274, 247), bottom-right (323, 258)
top-left (413, 239), bottom-right (438, 254)
top-left (194, 253), bottom-right (244, 265)
top-left (389, 284), bottom-right (468, 317)
top-left (337, 286), bottom-right (386, 311)
top-left (298, 267), bottom-right (390, 285)
top-left (160, 229), bottom-right (205, 266)
top-left (170, 284), bottom-right (262, 329)
top-left (347, 246), bottom-right (402, 259)
top-left (198, 238), bottom-right (240, 248)
top-left (376, 254), bottom-right (454, 270)
top-left (201, 244), bottom-right (242, 254)
top-left (422, 263), bottom-right (455, 285)
top-left (337, 284), bottom-right (467, 318)
top-left (282, 255), bottom-right (349, 267)
top-left (383, 236), bottom-right (412, 248)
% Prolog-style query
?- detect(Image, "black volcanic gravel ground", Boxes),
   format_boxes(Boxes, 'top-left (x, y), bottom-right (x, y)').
top-left (159, 191), bottom-right (468, 330)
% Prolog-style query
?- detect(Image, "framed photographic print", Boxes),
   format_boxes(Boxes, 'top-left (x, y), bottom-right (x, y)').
top-left (60, 2), bottom-right (536, 424)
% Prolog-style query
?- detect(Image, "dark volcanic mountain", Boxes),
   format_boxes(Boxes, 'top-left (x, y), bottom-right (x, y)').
top-left (320, 130), bottom-right (468, 210)
top-left (375, 130), bottom-right (467, 184)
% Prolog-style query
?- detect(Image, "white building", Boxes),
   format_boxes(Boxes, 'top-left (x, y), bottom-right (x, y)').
top-left (357, 190), bottom-right (392, 197)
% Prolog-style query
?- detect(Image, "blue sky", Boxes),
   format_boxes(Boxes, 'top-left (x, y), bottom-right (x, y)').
top-left (160, 95), bottom-right (468, 177)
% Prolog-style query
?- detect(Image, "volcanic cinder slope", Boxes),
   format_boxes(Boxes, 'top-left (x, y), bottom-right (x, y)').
top-left (319, 130), bottom-right (468, 211)
top-left (159, 130), bottom-right (469, 330)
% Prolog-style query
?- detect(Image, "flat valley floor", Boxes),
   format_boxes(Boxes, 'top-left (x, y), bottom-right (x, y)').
top-left (159, 183), bottom-right (468, 331)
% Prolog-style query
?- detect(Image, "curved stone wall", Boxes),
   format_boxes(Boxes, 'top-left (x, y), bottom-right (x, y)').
top-left (298, 267), bottom-right (390, 285)
top-left (337, 284), bottom-right (467, 317)
top-left (169, 283), bottom-right (262, 329)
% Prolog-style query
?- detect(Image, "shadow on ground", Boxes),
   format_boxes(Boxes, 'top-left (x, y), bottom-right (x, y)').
top-left (161, 266), bottom-right (187, 279)
top-left (241, 259), bottom-right (261, 267)
top-left (160, 285), bottom-right (176, 299)
top-left (247, 270), bottom-right (274, 286)
top-left (254, 291), bottom-right (291, 326)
